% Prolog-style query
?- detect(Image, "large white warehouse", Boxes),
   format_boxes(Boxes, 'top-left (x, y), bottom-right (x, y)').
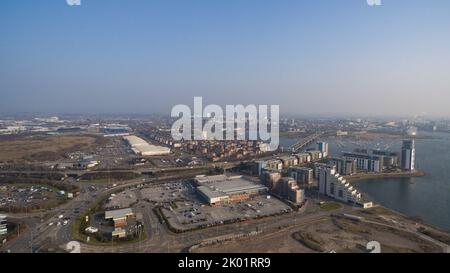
top-left (123, 135), bottom-right (170, 156)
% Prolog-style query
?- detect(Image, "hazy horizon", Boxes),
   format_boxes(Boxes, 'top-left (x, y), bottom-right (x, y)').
top-left (1, 0), bottom-right (450, 117)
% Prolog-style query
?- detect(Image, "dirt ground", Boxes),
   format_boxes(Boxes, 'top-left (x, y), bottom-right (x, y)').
top-left (0, 134), bottom-right (103, 162)
top-left (193, 212), bottom-right (444, 253)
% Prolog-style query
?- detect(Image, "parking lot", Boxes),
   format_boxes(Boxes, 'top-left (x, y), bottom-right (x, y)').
top-left (132, 181), bottom-right (292, 231)
top-left (139, 181), bottom-right (191, 203)
top-left (160, 195), bottom-right (292, 231)
top-left (104, 189), bottom-right (138, 210)
top-left (94, 137), bottom-right (133, 169)
top-left (93, 180), bottom-right (293, 233)
top-left (0, 184), bottom-right (64, 213)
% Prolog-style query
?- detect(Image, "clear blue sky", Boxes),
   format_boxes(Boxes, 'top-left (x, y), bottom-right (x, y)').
top-left (1, 0), bottom-right (450, 117)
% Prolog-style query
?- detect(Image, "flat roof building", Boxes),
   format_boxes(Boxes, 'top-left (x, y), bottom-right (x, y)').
top-left (105, 208), bottom-right (134, 221)
top-left (288, 166), bottom-right (313, 184)
top-left (308, 150), bottom-right (323, 161)
top-left (276, 177), bottom-right (305, 204)
top-left (195, 175), bottom-right (268, 205)
top-left (105, 208), bottom-right (134, 238)
top-left (278, 156), bottom-right (299, 169)
top-left (265, 159), bottom-right (283, 170)
top-left (123, 135), bottom-right (170, 156)
top-left (329, 157), bottom-right (357, 176)
top-left (293, 153), bottom-right (311, 164)
top-left (111, 228), bottom-right (127, 238)
top-left (342, 151), bottom-right (382, 173)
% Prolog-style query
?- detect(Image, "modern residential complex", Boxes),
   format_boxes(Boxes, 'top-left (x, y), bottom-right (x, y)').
top-left (328, 157), bottom-right (357, 176)
top-left (260, 170), bottom-right (282, 190)
top-left (342, 151), bottom-right (383, 173)
top-left (401, 139), bottom-right (416, 171)
top-left (279, 156), bottom-right (299, 169)
top-left (293, 153), bottom-right (311, 164)
top-left (0, 214), bottom-right (6, 236)
top-left (273, 177), bottom-right (305, 204)
top-left (288, 166), bottom-right (314, 184)
top-left (265, 159), bottom-right (283, 171)
top-left (317, 142), bottom-right (329, 158)
top-left (307, 150), bottom-right (323, 161)
top-left (316, 165), bottom-right (372, 209)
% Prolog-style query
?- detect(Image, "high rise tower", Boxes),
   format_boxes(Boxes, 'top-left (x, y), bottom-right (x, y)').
top-left (401, 139), bottom-right (416, 171)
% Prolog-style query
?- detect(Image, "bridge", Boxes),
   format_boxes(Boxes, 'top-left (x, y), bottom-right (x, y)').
top-left (289, 132), bottom-right (324, 153)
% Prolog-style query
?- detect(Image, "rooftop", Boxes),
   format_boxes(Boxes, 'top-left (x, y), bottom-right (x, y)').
top-left (123, 135), bottom-right (170, 155)
top-left (196, 175), bottom-right (267, 199)
top-left (105, 208), bottom-right (133, 220)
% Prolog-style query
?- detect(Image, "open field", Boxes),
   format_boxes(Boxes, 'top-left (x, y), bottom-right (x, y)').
top-left (319, 201), bottom-right (343, 212)
top-left (0, 134), bottom-right (107, 162)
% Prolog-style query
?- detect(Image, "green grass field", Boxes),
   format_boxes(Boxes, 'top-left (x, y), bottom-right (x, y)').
top-left (319, 201), bottom-right (343, 211)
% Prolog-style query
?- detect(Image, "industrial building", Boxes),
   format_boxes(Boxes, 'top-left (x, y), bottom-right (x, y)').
top-left (0, 214), bottom-right (6, 236)
top-left (288, 166), bottom-right (313, 184)
top-left (316, 164), bottom-right (372, 209)
top-left (401, 139), bottom-right (416, 171)
top-left (101, 126), bottom-right (131, 137)
top-left (195, 175), bottom-right (268, 205)
top-left (75, 160), bottom-right (99, 170)
top-left (123, 135), bottom-right (170, 156)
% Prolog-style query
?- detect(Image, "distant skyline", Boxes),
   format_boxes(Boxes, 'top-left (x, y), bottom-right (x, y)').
top-left (1, 0), bottom-right (450, 117)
